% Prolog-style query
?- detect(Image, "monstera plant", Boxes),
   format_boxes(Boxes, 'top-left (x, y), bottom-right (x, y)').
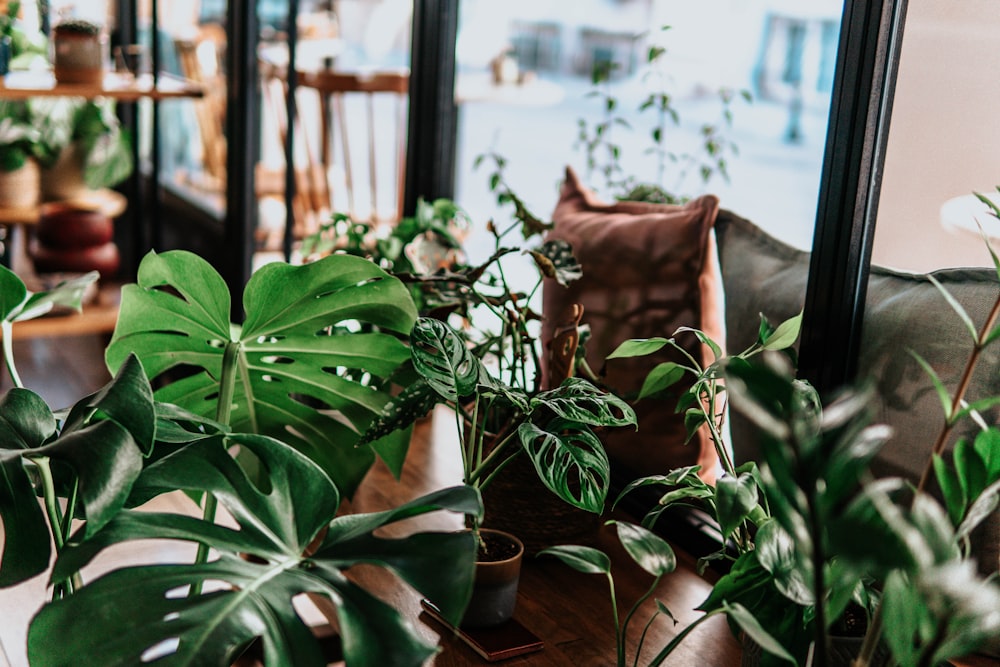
top-left (0, 261), bottom-right (484, 666)
top-left (105, 249), bottom-right (419, 496)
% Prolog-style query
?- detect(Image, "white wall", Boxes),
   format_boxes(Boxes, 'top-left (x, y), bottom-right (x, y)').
top-left (873, 1), bottom-right (1000, 272)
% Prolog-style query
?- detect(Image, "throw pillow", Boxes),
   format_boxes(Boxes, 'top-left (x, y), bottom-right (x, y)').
top-left (542, 166), bottom-right (723, 487)
top-left (715, 208), bottom-right (999, 575)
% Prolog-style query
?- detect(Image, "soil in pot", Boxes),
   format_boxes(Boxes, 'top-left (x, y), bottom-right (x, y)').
top-left (461, 528), bottom-right (524, 629)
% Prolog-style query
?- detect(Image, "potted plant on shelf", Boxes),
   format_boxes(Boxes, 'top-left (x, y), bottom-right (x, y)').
top-left (0, 254), bottom-right (484, 666)
top-left (33, 95), bottom-right (134, 200)
top-left (543, 250), bottom-right (1000, 666)
top-left (0, 98), bottom-right (42, 208)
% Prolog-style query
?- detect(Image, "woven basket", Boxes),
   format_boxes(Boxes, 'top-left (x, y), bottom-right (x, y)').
top-left (0, 159), bottom-right (40, 209)
top-left (481, 450), bottom-right (601, 556)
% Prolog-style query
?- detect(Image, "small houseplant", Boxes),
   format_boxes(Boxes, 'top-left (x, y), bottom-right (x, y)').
top-left (352, 187), bottom-right (637, 625)
top-left (0, 255), bottom-right (485, 666)
top-left (0, 97), bottom-right (42, 207)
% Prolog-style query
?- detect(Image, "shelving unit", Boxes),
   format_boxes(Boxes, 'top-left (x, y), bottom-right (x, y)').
top-left (0, 70), bottom-right (203, 339)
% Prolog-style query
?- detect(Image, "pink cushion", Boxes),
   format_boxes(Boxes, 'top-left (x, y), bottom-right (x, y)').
top-left (543, 167), bottom-right (723, 484)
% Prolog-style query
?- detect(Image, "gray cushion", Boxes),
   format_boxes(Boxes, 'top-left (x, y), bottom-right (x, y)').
top-left (715, 209), bottom-right (1000, 575)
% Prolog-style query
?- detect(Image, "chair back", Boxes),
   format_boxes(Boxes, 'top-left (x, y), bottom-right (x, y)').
top-left (258, 61), bottom-right (409, 243)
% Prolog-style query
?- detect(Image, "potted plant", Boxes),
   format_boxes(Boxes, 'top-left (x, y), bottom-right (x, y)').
top-left (50, 18), bottom-right (103, 85)
top-left (0, 253), bottom-right (485, 666)
top-left (33, 96), bottom-right (134, 200)
top-left (353, 184), bottom-right (637, 627)
top-left (0, 98), bottom-right (41, 208)
top-left (543, 257), bottom-right (1000, 665)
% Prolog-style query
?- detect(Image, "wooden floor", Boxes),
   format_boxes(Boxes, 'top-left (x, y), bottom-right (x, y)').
top-left (1, 334), bottom-right (112, 409)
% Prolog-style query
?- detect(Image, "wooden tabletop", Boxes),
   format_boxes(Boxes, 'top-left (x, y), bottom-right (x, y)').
top-left (338, 408), bottom-right (742, 666)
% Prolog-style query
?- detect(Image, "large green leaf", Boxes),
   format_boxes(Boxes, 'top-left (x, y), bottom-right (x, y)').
top-left (518, 418), bottom-right (610, 512)
top-left (529, 377), bottom-right (636, 428)
top-left (105, 250), bottom-right (418, 495)
top-left (408, 317), bottom-right (481, 401)
top-left (0, 355), bottom-right (153, 587)
top-left (714, 471), bottom-right (758, 542)
top-left (537, 544), bottom-right (611, 574)
top-left (30, 434), bottom-right (481, 667)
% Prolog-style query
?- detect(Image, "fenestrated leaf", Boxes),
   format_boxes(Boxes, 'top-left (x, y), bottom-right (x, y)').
top-left (33, 434), bottom-right (481, 667)
top-left (612, 520), bottom-right (676, 576)
top-left (537, 544), bottom-right (611, 575)
top-left (519, 418), bottom-right (610, 512)
top-left (409, 316), bottom-right (481, 402)
top-left (530, 377), bottom-right (636, 428)
top-left (532, 239), bottom-right (581, 286)
top-left (105, 250), bottom-right (419, 497)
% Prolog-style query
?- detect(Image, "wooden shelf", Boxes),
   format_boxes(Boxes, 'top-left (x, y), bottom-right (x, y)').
top-left (0, 70), bottom-right (204, 101)
top-left (0, 189), bottom-right (127, 226)
top-left (3, 282), bottom-right (120, 341)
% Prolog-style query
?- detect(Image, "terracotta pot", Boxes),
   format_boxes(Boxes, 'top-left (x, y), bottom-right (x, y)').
top-left (31, 204), bottom-right (119, 278)
top-left (52, 29), bottom-right (104, 85)
top-left (461, 528), bottom-right (524, 629)
top-left (36, 204), bottom-right (113, 248)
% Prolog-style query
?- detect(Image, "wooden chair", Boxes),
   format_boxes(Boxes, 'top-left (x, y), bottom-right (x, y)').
top-left (257, 59), bottom-right (409, 247)
top-left (174, 24), bottom-right (228, 189)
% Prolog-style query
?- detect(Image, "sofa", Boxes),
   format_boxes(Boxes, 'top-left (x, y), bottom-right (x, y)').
top-left (542, 166), bottom-right (999, 576)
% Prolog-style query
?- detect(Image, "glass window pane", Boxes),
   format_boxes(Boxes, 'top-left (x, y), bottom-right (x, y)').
top-left (455, 0), bottom-right (842, 259)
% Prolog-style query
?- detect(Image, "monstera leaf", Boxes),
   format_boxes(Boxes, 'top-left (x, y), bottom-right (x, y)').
top-left (105, 250), bottom-right (419, 496)
top-left (0, 354), bottom-right (154, 587)
top-left (28, 434), bottom-right (481, 667)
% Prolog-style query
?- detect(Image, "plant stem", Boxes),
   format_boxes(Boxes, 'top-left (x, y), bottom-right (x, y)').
top-left (806, 485), bottom-right (830, 667)
top-left (620, 574), bottom-right (662, 667)
top-left (647, 608), bottom-right (722, 666)
top-left (605, 572), bottom-right (625, 667)
top-left (192, 339), bottom-right (241, 595)
top-left (852, 604), bottom-right (883, 667)
top-left (1, 321), bottom-right (23, 388)
top-left (34, 457), bottom-right (81, 596)
top-left (916, 292), bottom-right (1000, 492)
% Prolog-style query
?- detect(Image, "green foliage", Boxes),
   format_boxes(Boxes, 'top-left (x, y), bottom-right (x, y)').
top-left (106, 249), bottom-right (419, 496)
top-left (539, 520), bottom-right (678, 667)
top-left (299, 198), bottom-right (473, 315)
top-left (574, 25), bottom-right (751, 203)
top-left (366, 317), bottom-right (634, 520)
top-left (0, 255), bottom-right (485, 666)
top-left (27, 435), bottom-right (481, 667)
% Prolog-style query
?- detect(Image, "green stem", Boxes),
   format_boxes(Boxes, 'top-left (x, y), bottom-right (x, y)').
top-left (851, 604), bottom-right (883, 667)
top-left (60, 477), bottom-right (79, 543)
top-left (1, 320), bottom-right (23, 388)
top-left (605, 572), bottom-right (624, 667)
top-left (634, 609), bottom-right (663, 667)
top-left (468, 429), bottom-right (519, 485)
top-left (806, 488), bottom-right (830, 667)
top-left (192, 339), bottom-right (241, 595)
top-left (621, 574), bottom-right (662, 666)
top-left (647, 608), bottom-right (723, 666)
top-left (34, 457), bottom-right (81, 596)
top-left (916, 291), bottom-right (1000, 492)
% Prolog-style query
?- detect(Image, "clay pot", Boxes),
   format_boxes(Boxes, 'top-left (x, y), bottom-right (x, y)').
top-left (461, 529), bottom-right (524, 629)
top-left (31, 204), bottom-right (119, 278)
top-left (52, 24), bottom-right (104, 85)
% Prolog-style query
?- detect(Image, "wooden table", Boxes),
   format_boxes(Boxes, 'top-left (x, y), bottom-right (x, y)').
top-left (337, 409), bottom-right (742, 666)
